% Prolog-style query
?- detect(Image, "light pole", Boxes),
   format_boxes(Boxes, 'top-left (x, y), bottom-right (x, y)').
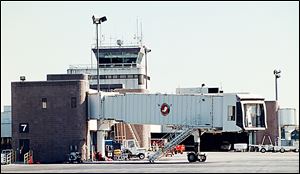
top-left (273, 69), bottom-right (281, 101)
top-left (144, 47), bottom-right (151, 90)
top-left (92, 15), bottom-right (107, 158)
top-left (274, 69), bottom-right (281, 146)
top-left (92, 15), bottom-right (107, 92)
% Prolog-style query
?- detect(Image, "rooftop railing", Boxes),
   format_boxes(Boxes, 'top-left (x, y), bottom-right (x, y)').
top-left (68, 63), bottom-right (143, 69)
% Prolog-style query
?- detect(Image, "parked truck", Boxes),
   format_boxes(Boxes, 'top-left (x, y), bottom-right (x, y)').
top-left (123, 139), bottom-right (146, 160)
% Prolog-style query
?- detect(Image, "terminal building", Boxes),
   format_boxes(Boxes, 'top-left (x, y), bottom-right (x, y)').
top-left (5, 36), bottom-right (299, 163)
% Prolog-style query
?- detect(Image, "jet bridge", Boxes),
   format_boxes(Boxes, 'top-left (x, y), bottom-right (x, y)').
top-left (89, 92), bottom-right (267, 131)
top-left (88, 91), bottom-right (267, 162)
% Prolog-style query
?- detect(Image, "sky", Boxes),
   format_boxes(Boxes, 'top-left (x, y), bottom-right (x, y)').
top-left (1, 1), bottom-right (299, 119)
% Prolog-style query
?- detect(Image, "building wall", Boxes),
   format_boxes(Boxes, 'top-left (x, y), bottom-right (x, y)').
top-left (11, 77), bottom-right (89, 163)
top-left (256, 101), bottom-right (279, 145)
top-left (1, 106), bottom-right (12, 150)
top-left (1, 106), bottom-right (11, 138)
top-left (67, 67), bottom-right (148, 90)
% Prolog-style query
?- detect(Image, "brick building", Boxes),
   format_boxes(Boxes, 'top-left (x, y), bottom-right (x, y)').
top-left (11, 74), bottom-right (89, 163)
top-left (11, 74), bottom-right (150, 163)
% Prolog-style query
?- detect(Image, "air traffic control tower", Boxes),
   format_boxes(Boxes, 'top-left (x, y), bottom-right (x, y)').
top-left (68, 40), bottom-right (150, 92)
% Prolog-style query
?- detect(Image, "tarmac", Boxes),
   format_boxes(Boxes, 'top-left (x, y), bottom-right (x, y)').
top-left (1, 152), bottom-right (299, 173)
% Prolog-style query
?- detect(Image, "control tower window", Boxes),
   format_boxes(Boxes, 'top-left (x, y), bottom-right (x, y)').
top-left (124, 58), bottom-right (137, 64)
top-left (94, 48), bottom-right (140, 65)
top-left (99, 58), bottom-right (111, 64)
top-left (111, 58), bottom-right (123, 64)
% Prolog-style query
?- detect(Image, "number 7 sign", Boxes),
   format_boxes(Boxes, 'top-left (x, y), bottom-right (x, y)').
top-left (19, 123), bottom-right (29, 133)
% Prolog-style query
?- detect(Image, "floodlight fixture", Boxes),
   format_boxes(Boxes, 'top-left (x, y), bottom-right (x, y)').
top-left (273, 69), bottom-right (281, 101)
top-left (92, 15), bottom-right (107, 92)
top-left (92, 15), bottom-right (107, 24)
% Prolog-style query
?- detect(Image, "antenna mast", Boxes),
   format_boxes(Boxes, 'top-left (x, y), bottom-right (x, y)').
top-left (136, 17), bottom-right (139, 45)
top-left (140, 21), bottom-right (143, 46)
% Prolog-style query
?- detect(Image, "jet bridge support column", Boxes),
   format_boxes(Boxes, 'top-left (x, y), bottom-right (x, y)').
top-left (187, 129), bottom-right (207, 163)
top-left (193, 129), bottom-right (201, 153)
top-left (96, 130), bottom-right (106, 159)
top-left (96, 119), bottom-right (111, 160)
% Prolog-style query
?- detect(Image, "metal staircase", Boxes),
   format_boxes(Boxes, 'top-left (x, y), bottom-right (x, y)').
top-left (148, 126), bottom-right (196, 163)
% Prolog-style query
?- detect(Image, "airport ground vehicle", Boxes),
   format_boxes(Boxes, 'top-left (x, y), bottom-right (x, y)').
top-left (105, 139), bottom-right (146, 160)
top-left (254, 136), bottom-right (299, 153)
top-left (105, 140), bottom-right (121, 159)
top-left (259, 144), bottom-right (299, 153)
top-left (174, 145), bottom-right (185, 154)
top-left (220, 141), bottom-right (232, 151)
top-left (234, 143), bottom-right (248, 152)
top-left (67, 152), bottom-right (82, 163)
top-left (122, 148), bottom-right (145, 159)
top-left (123, 139), bottom-right (146, 159)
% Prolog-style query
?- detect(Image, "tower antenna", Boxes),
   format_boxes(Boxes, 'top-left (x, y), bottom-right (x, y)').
top-left (136, 17), bottom-right (139, 44)
top-left (90, 45), bottom-right (93, 68)
top-left (140, 21), bottom-right (143, 45)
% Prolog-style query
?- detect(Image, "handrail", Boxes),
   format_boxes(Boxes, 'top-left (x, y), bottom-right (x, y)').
top-left (91, 43), bottom-right (141, 49)
top-left (148, 116), bottom-right (208, 162)
top-left (149, 127), bottom-right (196, 162)
top-left (23, 150), bottom-right (33, 164)
top-left (6, 153), bottom-right (11, 164)
top-left (24, 152), bottom-right (29, 164)
top-left (154, 116), bottom-right (202, 147)
top-left (1, 149), bottom-right (15, 165)
top-left (68, 63), bottom-right (143, 69)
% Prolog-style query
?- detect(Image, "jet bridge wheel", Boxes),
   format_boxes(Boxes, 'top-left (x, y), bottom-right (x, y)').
top-left (187, 152), bottom-right (198, 162)
top-left (199, 154), bottom-right (206, 162)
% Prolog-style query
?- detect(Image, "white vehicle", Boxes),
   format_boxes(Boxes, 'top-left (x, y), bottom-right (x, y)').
top-left (257, 136), bottom-right (299, 153)
top-left (278, 141), bottom-right (299, 152)
top-left (259, 144), bottom-right (299, 153)
top-left (273, 145), bottom-right (299, 153)
top-left (234, 143), bottom-right (248, 152)
top-left (123, 139), bottom-right (146, 159)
